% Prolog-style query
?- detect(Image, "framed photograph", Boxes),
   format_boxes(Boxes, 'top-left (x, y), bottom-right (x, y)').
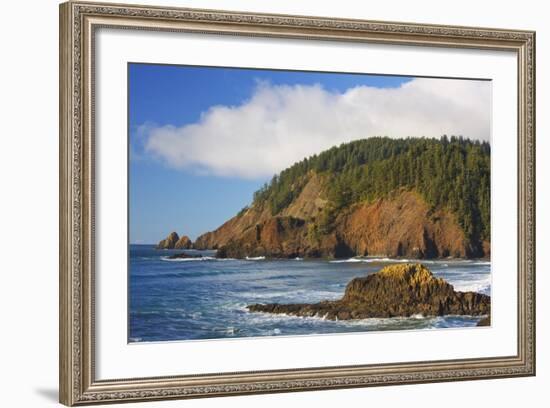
top-left (59, 1), bottom-right (536, 405)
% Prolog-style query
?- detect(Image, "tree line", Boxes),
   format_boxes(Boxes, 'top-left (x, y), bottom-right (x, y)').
top-left (252, 136), bottom-right (490, 244)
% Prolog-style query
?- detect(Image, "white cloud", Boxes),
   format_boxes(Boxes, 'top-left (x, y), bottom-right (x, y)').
top-left (143, 78), bottom-right (491, 179)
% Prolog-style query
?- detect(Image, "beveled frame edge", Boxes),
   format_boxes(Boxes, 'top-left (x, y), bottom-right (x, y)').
top-left (59, 0), bottom-right (536, 405)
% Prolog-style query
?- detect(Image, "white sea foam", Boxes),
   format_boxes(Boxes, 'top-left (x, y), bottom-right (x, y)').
top-left (330, 257), bottom-right (413, 264)
top-left (329, 258), bottom-right (363, 263)
top-left (246, 310), bottom-right (444, 329)
top-left (160, 256), bottom-right (236, 262)
top-left (219, 302), bottom-right (249, 313)
top-left (335, 315), bottom-right (437, 327)
top-left (245, 256), bottom-right (266, 261)
top-left (444, 259), bottom-right (491, 265)
top-left (329, 257), bottom-right (489, 266)
top-left (240, 288), bottom-right (341, 302)
top-left (451, 275), bottom-right (491, 294)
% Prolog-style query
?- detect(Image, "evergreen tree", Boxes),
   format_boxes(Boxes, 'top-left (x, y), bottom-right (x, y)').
top-left (252, 136), bottom-right (490, 244)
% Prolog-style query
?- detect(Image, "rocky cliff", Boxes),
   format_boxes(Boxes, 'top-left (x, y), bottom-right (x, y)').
top-left (202, 189), bottom-right (482, 259)
top-left (192, 137), bottom-right (491, 259)
top-left (247, 263), bottom-right (491, 320)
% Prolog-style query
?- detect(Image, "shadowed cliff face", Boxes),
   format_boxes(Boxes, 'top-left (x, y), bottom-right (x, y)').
top-left (247, 263), bottom-right (491, 320)
top-left (196, 188), bottom-right (486, 259)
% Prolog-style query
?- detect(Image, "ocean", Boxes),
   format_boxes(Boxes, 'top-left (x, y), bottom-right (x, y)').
top-left (129, 245), bottom-right (491, 342)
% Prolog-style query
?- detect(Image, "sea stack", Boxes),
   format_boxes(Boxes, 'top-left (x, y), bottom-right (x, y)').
top-left (156, 232), bottom-right (179, 249)
top-left (174, 235), bottom-right (193, 249)
top-left (247, 263), bottom-right (490, 320)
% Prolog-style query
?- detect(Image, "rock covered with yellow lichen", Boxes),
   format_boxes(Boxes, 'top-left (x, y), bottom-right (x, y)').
top-left (247, 263), bottom-right (490, 320)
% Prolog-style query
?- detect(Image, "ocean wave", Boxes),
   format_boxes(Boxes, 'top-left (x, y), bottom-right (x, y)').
top-left (245, 256), bottom-right (266, 261)
top-left (329, 258), bottom-right (364, 263)
top-left (247, 309), bottom-right (436, 326)
top-left (240, 288), bottom-right (342, 302)
top-left (161, 256), bottom-right (214, 262)
top-left (443, 259), bottom-right (491, 265)
top-left (328, 257), bottom-right (490, 266)
top-left (330, 257), bottom-right (412, 264)
top-left (264, 274), bottom-right (298, 281)
top-left (160, 256), bottom-right (236, 262)
top-left (246, 310), bottom-right (482, 332)
top-left (451, 275), bottom-right (491, 295)
top-left (218, 301), bottom-right (249, 313)
top-left (336, 315), bottom-right (439, 327)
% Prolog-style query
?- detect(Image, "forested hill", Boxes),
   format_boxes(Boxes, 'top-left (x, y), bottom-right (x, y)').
top-left (252, 136), bottom-right (490, 245)
top-left (192, 136), bottom-right (491, 259)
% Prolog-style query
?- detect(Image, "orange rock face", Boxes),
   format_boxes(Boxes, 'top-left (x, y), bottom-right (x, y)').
top-left (197, 188), bottom-right (488, 259)
top-left (335, 191), bottom-right (473, 258)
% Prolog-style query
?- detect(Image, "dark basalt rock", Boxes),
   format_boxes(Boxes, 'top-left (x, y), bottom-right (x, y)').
top-left (247, 263), bottom-right (490, 320)
top-left (166, 252), bottom-right (203, 260)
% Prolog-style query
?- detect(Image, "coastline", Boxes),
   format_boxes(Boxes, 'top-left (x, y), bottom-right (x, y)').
top-left (129, 245), bottom-right (491, 341)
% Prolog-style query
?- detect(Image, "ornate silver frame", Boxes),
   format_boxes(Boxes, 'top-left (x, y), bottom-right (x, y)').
top-left (59, 1), bottom-right (536, 405)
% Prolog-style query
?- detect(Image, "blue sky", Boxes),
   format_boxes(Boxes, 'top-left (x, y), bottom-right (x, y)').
top-left (129, 63), bottom-right (490, 244)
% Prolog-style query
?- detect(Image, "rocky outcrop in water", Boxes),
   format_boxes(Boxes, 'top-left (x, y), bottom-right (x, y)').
top-left (157, 232), bottom-right (194, 250)
top-left (167, 252), bottom-right (203, 260)
top-left (174, 235), bottom-right (193, 249)
top-left (247, 263), bottom-right (491, 320)
top-left (156, 232), bottom-right (179, 249)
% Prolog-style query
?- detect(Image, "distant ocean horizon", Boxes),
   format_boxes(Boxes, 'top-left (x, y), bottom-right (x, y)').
top-left (129, 245), bottom-right (491, 343)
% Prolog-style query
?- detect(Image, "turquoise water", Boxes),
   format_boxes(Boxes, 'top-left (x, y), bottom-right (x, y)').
top-left (129, 245), bottom-right (491, 342)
